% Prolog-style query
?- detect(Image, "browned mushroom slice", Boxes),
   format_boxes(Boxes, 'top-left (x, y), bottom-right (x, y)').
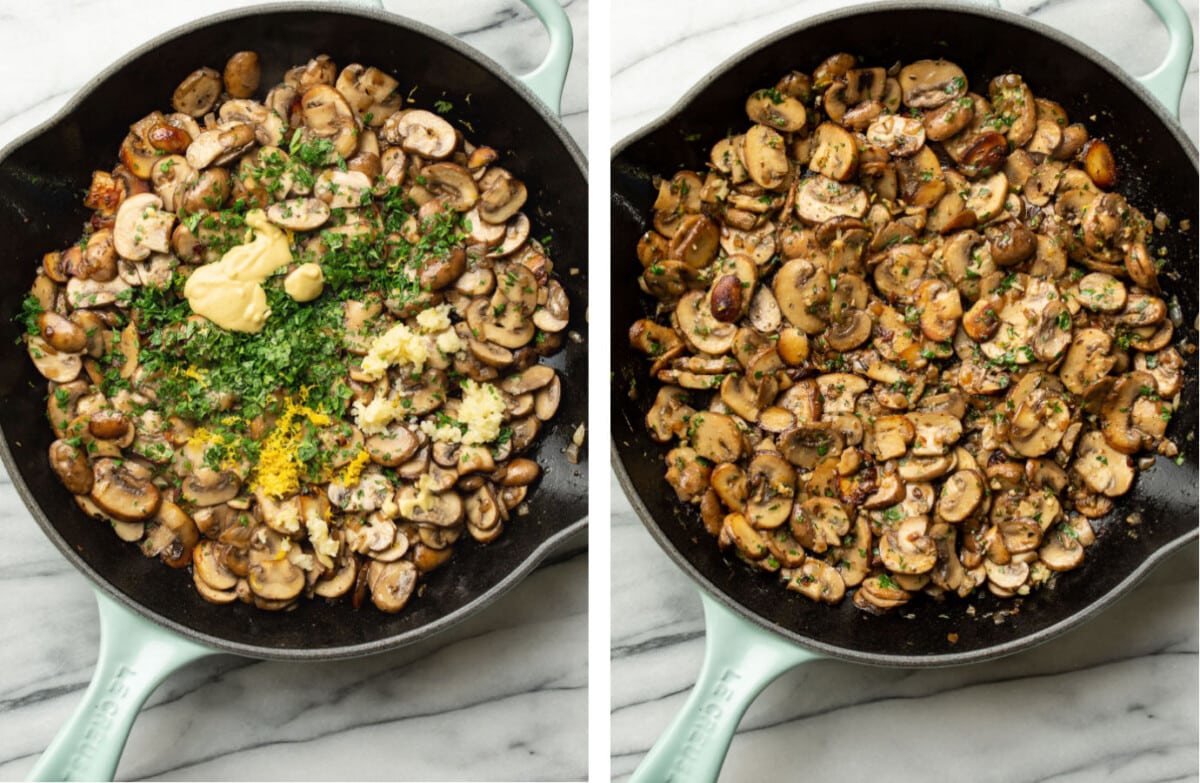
top-left (898, 59), bottom-right (967, 108)
top-left (1073, 430), bottom-right (1135, 497)
top-left (1039, 525), bottom-right (1085, 571)
top-left (904, 413), bottom-right (962, 457)
top-left (933, 469), bottom-right (983, 524)
top-left (964, 171), bottom-right (1008, 224)
top-left (1059, 328), bottom-right (1115, 395)
top-left (914, 279), bottom-right (962, 342)
top-left (872, 416), bottom-right (915, 462)
top-left (809, 122), bottom-right (859, 181)
top-left (27, 336), bottom-right (81, 383)
top-left (720, 511), bottom-right (770, 561)
top-left (186, 122), bottom-right (256, 169)
top-left (674, 290), bottom-right (736, 355)
top-left (683, 412), bottom-right (740, 464)
top-left (746, 88), bottom-right (807, 132)
top-left (298, 85), bottom-right (360, 161)
top-left (984, 558), bottom-right (1029, 593)
top-left (91, 458), bottom-right (161, 522)
top-left (1083, 139), bottom-right (1118, 190)
top-left (866, 114), bottom-right (925, 159)
top-left (172, 67), bottom-right (221, 116)
top-left (1100, 371), bottom-right (1159, 455)
top-left (664, 446), bottom-right (712, 502)
top-left (744, 453), bottom-right (796, 530)
top-left (741, 124), bottom-right (789, 190)
top-left (193, 540), bottom-right (238, 592)
top-left (1074, 272), bottom-right (1126, 313)
top-left (788, 497), bottom-right (847, 555)
top-left (988, 74), bottom-right (1037, 147)
top-left (779, 423), bottom-right (843, 469)
top-left (48, 439), bottom-right (93, 494)
top-left (267, 197), bottom-right (331, 231)
top-left (773, 257), bottom-right (829, 334)
top-left (707, 461), bottom-right (747, 512)
top-left (113, 193), bottom-right (174, 262)
top-left (336, 64), bottom-right (401, 124)
top-left (997, 517), bottom-right (1043, 555)
top-left (784, 560), bottom-right (845, 604)
top-left (889, 146), bottom-right (943, 210)
top-left (794, 175), bottom-right (868, 223)
top-left (878, 516), bottom-right (937, 574)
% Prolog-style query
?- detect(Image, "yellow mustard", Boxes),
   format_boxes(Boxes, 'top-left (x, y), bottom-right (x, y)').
top-left (284, 262), bottom-right (325, 302)
top-left (183, 210), bottom-right (294, 333)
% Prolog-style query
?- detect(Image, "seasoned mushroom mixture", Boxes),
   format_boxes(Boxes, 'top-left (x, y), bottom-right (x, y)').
top-left (21, 52), bottom-right (571, 613)
top-left (630, 54), bottom-right (1188, 613)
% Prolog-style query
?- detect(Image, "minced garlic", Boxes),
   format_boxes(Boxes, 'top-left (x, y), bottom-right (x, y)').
top-left (415, 304), bottom-right (453, 333)
top-left (419, 380), bottom-right (505, 445)
top-left (398, 474), bottom-right (439, 517)
top-left (360, 323), bottom-right (430, 381)
top-left (352, 396), bottom-right (400, 436)
top-left (359, 306), bottom-right (461, 382)
top-left (305, 515), bottom-right (340, 569)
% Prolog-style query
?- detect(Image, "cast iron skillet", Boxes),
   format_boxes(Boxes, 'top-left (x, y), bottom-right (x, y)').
top-left (611, 1), bottom-right (1196, 780)
top-left (0, 2), bottom-right (586, 780)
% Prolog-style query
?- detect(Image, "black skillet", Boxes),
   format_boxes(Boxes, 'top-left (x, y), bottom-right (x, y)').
top-left (610, 1), bottom-right (1197, 779)
top-left (0, 2), bottom-right (586, 779)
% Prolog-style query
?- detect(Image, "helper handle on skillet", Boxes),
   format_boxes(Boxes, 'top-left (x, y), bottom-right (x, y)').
top-left (344, 0), bottom-right (573, 114)
top-left (27, 593), bottom-right (215, 782)
top-left (960, 0), bottom-right (1190, 116)
top-left (629, 593), bottom-right (821, 783)
top-left (1139, 0), bottom-right (1193, 117)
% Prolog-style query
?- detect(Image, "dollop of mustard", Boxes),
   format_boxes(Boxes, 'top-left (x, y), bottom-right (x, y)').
top-left (183, 210), bottom-right (294, 333)
top-left (284, 262), bottom-right (325, 302)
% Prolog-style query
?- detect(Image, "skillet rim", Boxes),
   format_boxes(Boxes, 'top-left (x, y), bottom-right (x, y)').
top-left (0, 1), bottom-right (589, 661)
top-left (610, 0), bottom-right (1198, 667)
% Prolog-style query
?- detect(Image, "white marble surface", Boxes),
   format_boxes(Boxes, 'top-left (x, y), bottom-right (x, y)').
top-left (611, 1), bottom-right (1200, 781)
top-left (0, 1), bottom-right (587, 781)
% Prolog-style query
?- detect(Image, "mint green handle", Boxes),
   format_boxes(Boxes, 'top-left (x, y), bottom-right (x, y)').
top-left (27, 591), bottom-right (215, 782)
top-left (342, 0), bottom-right (571, 115)
top-left (515, 0), bottom-right (573, 115)
top-left (629, 591), bottom-right (822, 783)
top-left (1138, 0), bottom-right (1193, 117)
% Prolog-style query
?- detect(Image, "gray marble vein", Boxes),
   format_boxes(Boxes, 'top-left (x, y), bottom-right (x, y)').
top-left (0, 1), bottom-right (588, 780)
top-left (610, 1), bottom-right (1199, 781)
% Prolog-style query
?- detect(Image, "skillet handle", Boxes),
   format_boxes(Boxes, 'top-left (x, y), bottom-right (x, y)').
top-left (27, 591), bottom-right (215, 782)
top-left (515, 0), bottom-right (574, 115)
top-left (1138, 0), bottom-right (1193, 118)
top-left (628, 591), bottom-right (821, 783)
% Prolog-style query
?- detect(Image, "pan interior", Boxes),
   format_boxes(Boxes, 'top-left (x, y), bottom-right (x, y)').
top-left (0, 7), bottom-right (588, 658)
top-left (611, 5), bottom-right (1197, 664)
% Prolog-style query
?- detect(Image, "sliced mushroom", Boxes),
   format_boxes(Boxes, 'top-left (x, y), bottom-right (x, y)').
top-left (1073, 429), bottom-right (1134, 497)
top-left (91, 457), bottom-right (161, 522)
top-left (809, 122), bottom-right (858, 181)
top-left (794, 175), bottom-right (869, 223)
top-left (113, 193), bottom-right (174, 261)
top-left (879, 516), bottom-right (937, 574)
top-left (743, 124), bottom-right (789, 190)
top-left (389, 109), bottom-right (456, 160)
top-left (267, 197), bottom-right (330, 231)
top-left (172, 67), bottom-right (221, 117)
top-left (898, 59), bottom-right (967, 109)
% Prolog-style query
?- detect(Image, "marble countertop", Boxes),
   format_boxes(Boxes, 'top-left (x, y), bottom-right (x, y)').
top-left (611, 1), bottom-right (1199, 781)
top-left (0, 1), bottom-right (587, 780)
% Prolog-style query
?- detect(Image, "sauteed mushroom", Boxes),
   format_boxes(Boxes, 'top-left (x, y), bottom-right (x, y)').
top-left (630, 52), bottom-right (1186, 613)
